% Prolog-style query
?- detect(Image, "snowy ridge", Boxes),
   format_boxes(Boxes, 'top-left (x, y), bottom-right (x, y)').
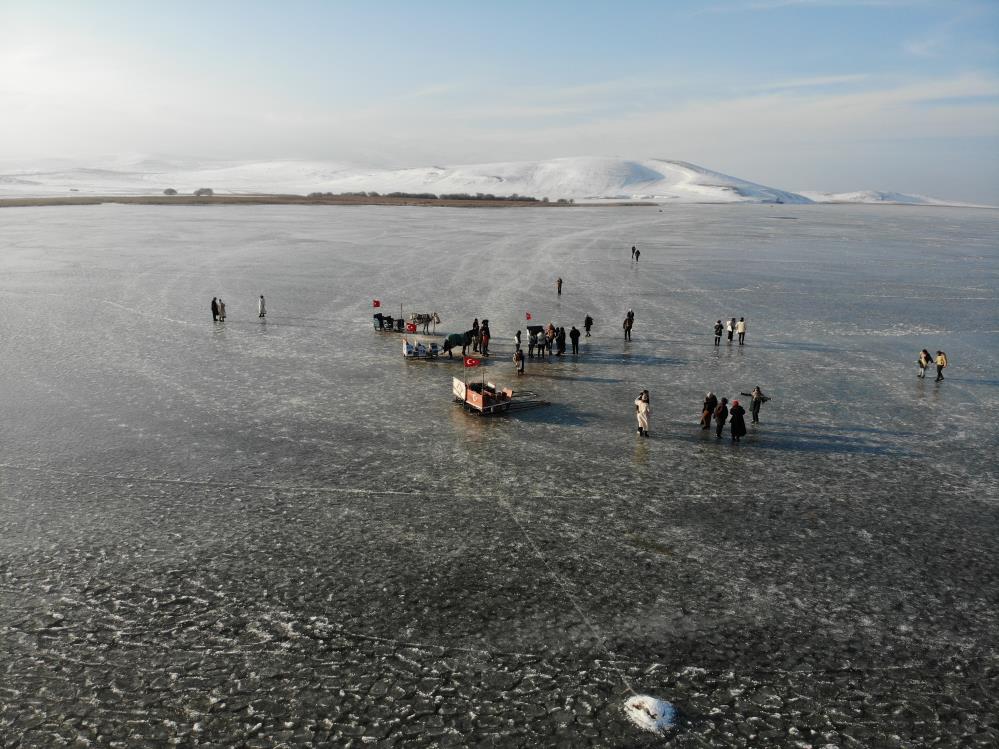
top-left (799, 189), bottom-right (986, 207)
top-left (0, 156), bottom-right (977, 205)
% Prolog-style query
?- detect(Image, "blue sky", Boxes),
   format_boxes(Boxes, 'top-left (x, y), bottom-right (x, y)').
top-left (1, 0), bottom-right (997, 200)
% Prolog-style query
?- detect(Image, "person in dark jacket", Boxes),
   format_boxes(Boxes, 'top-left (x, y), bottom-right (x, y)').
top-left (729, 400), bottom-right (747, 442)
top-left (741, 386), bottom-right (770, 424)
top-left (471, 318), bottom-right (480, 352)
top-left (713, 320), bottom-right (723, 346)
top-left (584, 314), bottom-right (593, 337)
top-left (634, 249), bottom-right (640, 262)
top-left (556, 277), bottom-right (563, 296)
top-left (631, 245), bottom-right (636, 259)
top-left (555, 327), bottom-right (566, 355)
top-left (569, 326), bottom-right (581, 355)
top-left (480, 320), bottom-right (491, 356)
top-left (700, 392), bottom-right (718, 429)
top-left (713, 398), bottom-right (729, 439)
top-left (727, 318), bottom-right (736, 342)
top-left (211, 297), bottom-right (219, 321)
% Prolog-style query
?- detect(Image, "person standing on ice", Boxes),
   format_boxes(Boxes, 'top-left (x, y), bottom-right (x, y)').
top-left (211, 297), bottom-right (219, 321)
top-left (569, 326), bottom-right (581, 355)
top-left (935, 351), bottom-right (948, 381)
top-left (471, 318), bottom-right (480, 352)
top-left (631, 245), bottom-right (636, 260)
top-left (514, 330), bottom-right (522, 350)
top-left (736, 317), bottom-right (747, 345)
top-left (258, 295), bottom-right (266, 319)
top-left (556, 277), bottom-right (563, 296)
top-left (635, 390), bottom-right (651, 437)
top-left (729, 400), bottom-right (747, 443)
top-left (713, 397), bottom-right (729, 439)
top-left (623, 309), bottom-right (634, 341)
top-left (218, 299), bottom-right (227, 322)
top-left (513, 348), bottom-right (525, 376)
top-left (713, 320), bottom-right (723, 346)
top-left (726, 318), bottom-right (735, 343)
top-left (480, 320), bottom-right (491, 356)
top-left (917, 349), bottom-right (932, 378)
top-left (700, 392), bottom-right (718, 430)
top-left (584, 314), bottom-right (593, 337)
top-left (741, 386), bottom-right (770, 424)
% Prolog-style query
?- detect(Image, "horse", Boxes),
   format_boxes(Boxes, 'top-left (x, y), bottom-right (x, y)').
top-left (409, 311), bottom-right (441, 334)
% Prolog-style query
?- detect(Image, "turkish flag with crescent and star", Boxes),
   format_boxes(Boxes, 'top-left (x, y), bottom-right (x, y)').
top-left (463, 357), bottom-right (481, 368)
top-left (372, 299), bottom-right (381, 308)
top-left (525, 311), bottom-right (532, 320)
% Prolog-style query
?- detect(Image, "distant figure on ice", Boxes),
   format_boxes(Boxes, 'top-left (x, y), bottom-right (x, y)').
top-left (917, 349), bottom-right (932, 378)
top-left (741, 386), bottom-right (770, 424)
top-left (480, 320), bottom-right (491, 356)
top-left (736, 317), bottom-right (747, 345)
top-left (631, 245), bottom-right (636, 259)
top-left (623, 309), bottom-right (634, 341)
top-left (700, 392), bottom-right (718, 430)
top-left (514, 330), bottom-right (522, 350)
top-left (635, 390), bottom-right (651, 437)
top-left (634, 248), bottom-right (640, 262)
top-left (471, 318), bottom-right (480, 352)
top-left (555, 326), bottom-right (566, 356)
top-left (569, 326), bottom-right (581, 355)
top-left (729, 400), bottom-right (747, 443)
top-left (935, 351), bottom-right (948, 381)
top-left (218, 299), bottom-right (227, 322)
top-left (713, 397), bottom-right (729, 439)
top-left (258, 295), bottom-right (266, 318)
top-left (527, 330), bottom-right (537, 358)
top-left (513, 348), bottom-right (525, 376)
top-left (584, 314), bottom-right (594, 337)
top-left (556, 277), bottom-right (563, 296)
top-left (726, 318), bottom-right (736, 343)
top-left (211, 297), bottom-right (219, 321)
top-left (713, 320), bottom-right (723, 346)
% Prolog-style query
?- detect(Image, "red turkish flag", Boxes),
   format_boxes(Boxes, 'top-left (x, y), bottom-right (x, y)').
top-left (463, 357), bottom-right (481, 368)
top-left (525, 311), bottom-right (532, 320)
top-left (372, 299), bottom-right (381, 308)
top-left (405, 323), bottom-right (417, 333)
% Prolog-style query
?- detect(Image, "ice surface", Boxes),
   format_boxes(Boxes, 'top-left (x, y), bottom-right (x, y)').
top-left (0, 203), bottom-right (997, 746)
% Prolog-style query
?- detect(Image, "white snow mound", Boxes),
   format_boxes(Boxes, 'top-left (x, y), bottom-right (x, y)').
top-left (624, 694), bottom-right (677, 734)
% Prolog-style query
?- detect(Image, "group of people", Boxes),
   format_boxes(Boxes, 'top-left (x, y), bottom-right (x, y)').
top-left (697, 387), bottom-right (770, 442)
top-left (713, 317), bottom-right (747, 345)
top-left (631, 245), bottom-right (641, 262)
top-left (520, 324), bottom-right (582, 359)
top-left (210, 295), bottom-right (266, 322)
top-left (470, 319), bottom-right (491, 356)
top-left (917, 349), bottom-right (948, 381)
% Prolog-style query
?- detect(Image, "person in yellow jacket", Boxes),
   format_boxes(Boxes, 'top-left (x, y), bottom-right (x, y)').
top-left (935, 351), bottom-right (948, 382)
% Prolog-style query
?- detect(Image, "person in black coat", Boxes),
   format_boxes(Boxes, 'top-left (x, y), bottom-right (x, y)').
top-left (713, 320), bottom-right (723, 346)
top-left (713, 397), bottom-right (729, 439)
top-left (569, 326), bottom-right (581, 354)
top-left (729, 400), bottom-right (747, 442)
top-left (700, 392), bottom-right (718, 429)
top-left (211, 297), bottom-right (219, 321)
top-left (584, 315), bottom-right (593, 337)
top-left (741, 386), bottom-right (771, 424)
top-left (555, 327), bottom-right (566, 355)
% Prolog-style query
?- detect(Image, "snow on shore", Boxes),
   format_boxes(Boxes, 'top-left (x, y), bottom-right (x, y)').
top-left (0, 156), bottom-right (976, 206)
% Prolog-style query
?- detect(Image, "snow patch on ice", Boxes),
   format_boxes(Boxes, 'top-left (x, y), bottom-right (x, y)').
top-left (624, 694), bottom-right (676, 734)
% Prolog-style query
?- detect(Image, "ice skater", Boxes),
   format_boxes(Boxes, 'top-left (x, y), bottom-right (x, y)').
top-left (211, 297), bottom-right (219, 321)
top-left (700, 392), bottom-right (718, 430)
top-left (635, 390), bottom-right (651, 437)
top-left (726, 318), bottom-right (735, 343)
top-left (917, 349), bottom-right (932, 378)
top-left (569, 326), bottom-right (580, 355)
top-left (584, 314), bottom-right (593, 337)
top-left (258, 294), bottom-right (266, 318)
top-left (729, 400), bottom-right (747, 443)
top-left (737, 317), bottom-right (747, 345)
top-left (741, 386), bottom-right (770, 424)
top-left (556, 277), bottom-right (563, 296)
top-left (935, 351), bottom-right (948, 381)
top-left (713, 397), bottom-right (729, 439)
top-left (713, 320), bottom-right (723, 346)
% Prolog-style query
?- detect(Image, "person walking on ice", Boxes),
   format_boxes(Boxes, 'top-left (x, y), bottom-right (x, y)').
top-left (713, 397), bottom-right (729, 439)
top-left (258, 295), bottom-right (266, 319)
top-left (556, 277), bottom-right (563, 296)
top-left (726, 318), bottom-right (735, 343)
top-left (635, 390), bottom-right (651, 437)
top-left (917, 349), bottom-right (932, 378)
top-left (513, 348), bottom-right (525, 376)
top-left (211, 297), bottom-right (219, 321)
top-left (584, 314), bottom-right (593, 337)
top-left (623, 314), bottom-right (633, 341)
top-left (736, 317), bottom-right (747, 345)
top-left (713, 320), bottom-right (723, 346)
top-left (631, 245), bottom-right (636, 260)
top-left (741, 386), bottom-right (770, 424)
top-left (729, 400), bottom-right (747, 443)
top-left (218, 299), bottom-right (226, 322)
top-left (935, 351), bottom-right (948, 381)
top-left (569, 326), bottom-right (581, 355)
top-left (634, 248), bottom-right (640, 262)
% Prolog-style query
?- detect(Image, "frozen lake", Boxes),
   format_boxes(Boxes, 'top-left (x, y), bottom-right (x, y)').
top-left (1, 203), bottom-right (997, 747)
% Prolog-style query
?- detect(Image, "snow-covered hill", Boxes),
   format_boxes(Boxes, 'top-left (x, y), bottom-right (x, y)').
top-left (0, 156), bottom-right (978, 206)
top-left (798, 190), bottom-right (981, 206)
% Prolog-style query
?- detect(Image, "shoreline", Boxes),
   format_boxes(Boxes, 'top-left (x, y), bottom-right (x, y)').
top-left (0, 194), bottom-right (612, 209)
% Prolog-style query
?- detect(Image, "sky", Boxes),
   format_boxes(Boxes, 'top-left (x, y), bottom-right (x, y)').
top-left (1, 0), bottom-right (997, 201)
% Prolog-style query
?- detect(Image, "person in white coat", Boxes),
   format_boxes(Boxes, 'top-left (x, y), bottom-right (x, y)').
top-left (736, 317), bottom-right (747, 345)
top-left (635, 390), bottom-right (651, 437)
top-left (258, 295), bottom-right (266, 318)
